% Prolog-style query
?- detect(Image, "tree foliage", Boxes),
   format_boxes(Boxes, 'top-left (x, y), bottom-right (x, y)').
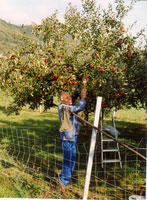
top-left (1, 0), bottom-right (146, 118)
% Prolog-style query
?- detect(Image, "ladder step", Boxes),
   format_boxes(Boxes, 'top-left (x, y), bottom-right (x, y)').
top-left (102, 159), bottom-right (121, 163)
top-left (102, 139), bottom-right (114, 142)
top-left (103, 149), bottom-right (118, 152)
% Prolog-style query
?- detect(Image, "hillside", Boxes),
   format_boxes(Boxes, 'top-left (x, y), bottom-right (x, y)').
top-left (0, 19), bottom-right (34, 56)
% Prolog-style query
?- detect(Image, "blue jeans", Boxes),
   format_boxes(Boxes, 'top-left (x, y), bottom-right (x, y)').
top-left (59, 136), bottom-right (77, 186)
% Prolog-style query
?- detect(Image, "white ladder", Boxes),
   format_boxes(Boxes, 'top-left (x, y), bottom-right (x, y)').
top-left (100, 109), bottom-right (122, 168)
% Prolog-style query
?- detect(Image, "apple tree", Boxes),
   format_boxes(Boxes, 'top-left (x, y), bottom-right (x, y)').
top-left (2, 0), bottom-right (146, 119)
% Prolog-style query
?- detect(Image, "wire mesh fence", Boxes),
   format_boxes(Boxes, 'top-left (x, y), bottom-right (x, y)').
top-left (0, 126), bottom-right (146, 199)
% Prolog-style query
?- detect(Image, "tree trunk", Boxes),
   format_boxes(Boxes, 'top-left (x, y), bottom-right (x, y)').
top-left (5, 91), bottom-right (8, 111)
top-left (84, 108), bottom-right (89, 121)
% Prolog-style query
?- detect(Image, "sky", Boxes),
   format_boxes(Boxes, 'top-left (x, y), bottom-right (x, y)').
top-left (0, 0), bottom-right (147, 36)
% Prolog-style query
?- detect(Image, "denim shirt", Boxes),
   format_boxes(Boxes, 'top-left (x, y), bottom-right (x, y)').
top-left (58, 97), bottom-right (86, 141)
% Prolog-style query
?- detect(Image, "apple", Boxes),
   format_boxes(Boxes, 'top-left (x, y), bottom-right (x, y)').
top-left (126, 53), bottom-right (130, 58)
top-left (120, 28), bottom-right (125, 32)
top-left (90, 64), bottom-right (94, 68)
top-left (114, 93), bottom-right (119, 97)
top-left (53, 74), bottom-right (58, 80)
top-left (121, 91), bottom-right (125, 95)
top-left (112, 68), bottom-right (116, 72)
top-left (69, 77), bottom-right (74, 81)
top-left (74, 81), bottom-right (78, 85)
top-left (21, 70), bottom-right (24, 74)
top-left (72, 35), bottom-right (75, 40)
top-left (99, 69), bottom-right (103, 72)
top-left (11, 55), bottom-right (15, 60)
top-left (96, 53), bottom-right (99, 58)
top-left (44, 58), bottom-right (48, 63)
top-left (63, 81), bottom-right (67, 85)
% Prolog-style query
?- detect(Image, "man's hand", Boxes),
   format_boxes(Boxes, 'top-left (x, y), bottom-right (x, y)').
top-left (81, 88), bottom-right (87, 99)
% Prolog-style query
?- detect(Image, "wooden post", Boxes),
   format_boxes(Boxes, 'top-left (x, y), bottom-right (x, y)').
top-left (83, 97), bottom-right (102, 200)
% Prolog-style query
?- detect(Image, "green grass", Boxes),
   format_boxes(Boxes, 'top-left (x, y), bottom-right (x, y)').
top-left (0, 91), bottom-right (146, 199)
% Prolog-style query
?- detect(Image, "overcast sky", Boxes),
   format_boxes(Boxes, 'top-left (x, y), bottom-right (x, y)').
top-left (0, 0), bottom-right (147, 36)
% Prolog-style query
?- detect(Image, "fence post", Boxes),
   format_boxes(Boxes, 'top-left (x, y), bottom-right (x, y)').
top-left (83, 96), bottom-right (102, 200)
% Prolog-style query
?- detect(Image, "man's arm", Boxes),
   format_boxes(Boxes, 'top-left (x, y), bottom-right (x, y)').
top-left (72, 88), bottom-right (80, 104)
top-left (71, 99), bottom-right (86, 113)
top-left (68, 88), bottom-right (87, 113)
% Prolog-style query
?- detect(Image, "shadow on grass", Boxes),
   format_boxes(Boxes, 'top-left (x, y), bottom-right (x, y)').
top-left (0, 106), bottom-right (6, 112)
top-left (0, 115), bottom-right (146, 199)
top-left (0, 117), bottom-right (62, 185)
top-left (103, 119), bottom-right (147, 138)
top-left (0, 160), bottom-right (15, 168)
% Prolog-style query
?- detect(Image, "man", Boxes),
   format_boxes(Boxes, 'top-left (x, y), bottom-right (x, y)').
top-left (58, 88), bottom-right (87, 187)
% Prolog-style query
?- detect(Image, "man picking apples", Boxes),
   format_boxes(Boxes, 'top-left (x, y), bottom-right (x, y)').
top-left (58, 88), bottom-right (87, 187)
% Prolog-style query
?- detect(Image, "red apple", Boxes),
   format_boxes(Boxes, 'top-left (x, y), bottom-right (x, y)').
top-left (112, 68), bottom-right (116, 72)
top-left (114, 93), bottom-right (119, 97)
top-left (11, 55), bottom-right (15, 60)
top-left (99, 69), bottom-right (103, 72)
top-left (44, 58), bottom-right (48, 63)
top-left (120, 28), bottom-right (125, 32)
top-left (96, 53), bottom-right (99, 58)
top-left (121, 91), bottom-right (125, 95)
top-left (126, 53), bottom-right (130, 58)
top-left (90, 64), bottom-right (94, 68)
top-left (74, 81), bottom-right (78, 85)
top-left (63, 81), bottom-right (67, 85)
top-left (53, 74), bottom-right (58, 80)
top-left (69, 77), bottom-right (74, 81)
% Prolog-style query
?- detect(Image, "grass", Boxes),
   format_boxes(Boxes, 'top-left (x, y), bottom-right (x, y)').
top-left (0, 90), bottom-right (146, 199)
